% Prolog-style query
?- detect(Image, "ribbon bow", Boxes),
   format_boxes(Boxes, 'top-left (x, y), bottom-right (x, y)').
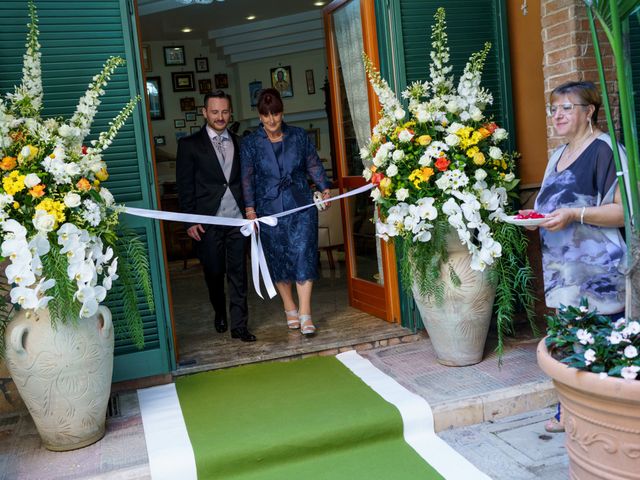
top-left (263, 174), bottom-right (293, 201)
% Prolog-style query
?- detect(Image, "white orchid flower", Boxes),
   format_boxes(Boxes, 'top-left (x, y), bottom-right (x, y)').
top-left (10, 286), bottom-right (40, 309)
top-left (28, 233), bottom-right (51, 256)
top-left (6, 261), bottom-right (36, 287)
top-left (68, 259), bottom-right (95, 285)
top-left (2, 219), bottom-right (28, 238)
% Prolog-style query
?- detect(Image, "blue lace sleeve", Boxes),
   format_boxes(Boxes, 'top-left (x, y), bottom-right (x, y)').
top-left (240, 136), bottom-right (256, 209)
top-left (303, 132), bottom-right (330, 191)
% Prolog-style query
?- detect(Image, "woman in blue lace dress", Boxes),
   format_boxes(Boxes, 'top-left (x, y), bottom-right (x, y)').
top-left (241, 88), bottom-right (331, 335)
top-left (521, 81), bottom-right (627, 432)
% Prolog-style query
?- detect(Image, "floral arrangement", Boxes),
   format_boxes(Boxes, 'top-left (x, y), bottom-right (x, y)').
top-left (0, 1), bottom-right (152, 353)
top-left (361, 8), bottom-right (535, 350)
top-left (545, 299), bottom-right (640, 380)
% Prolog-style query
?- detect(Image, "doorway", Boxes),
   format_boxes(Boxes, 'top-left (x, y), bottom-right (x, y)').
top-left (136, 0), bottom-right (408, 372)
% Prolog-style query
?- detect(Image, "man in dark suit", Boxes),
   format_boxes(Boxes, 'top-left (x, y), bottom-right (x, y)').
top-left (176, 90), bottom-right (255, 342)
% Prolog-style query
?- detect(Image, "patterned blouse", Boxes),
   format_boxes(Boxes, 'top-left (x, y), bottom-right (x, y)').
top-left (534, 134), bottom-right (626, 314)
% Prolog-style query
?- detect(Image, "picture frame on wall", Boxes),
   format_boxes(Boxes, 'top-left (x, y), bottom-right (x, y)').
top-left (306, 128), bottom-right (320, 150)
top-left (190, 126), bottom-right (201, 134)
top-left (174, 119), bottom-right (186, 128)
top-left (198, 78), bottom-right (212, 94)
top-left (214, 73), bottom-right (229, 89)
top-left (176, 131), bottom-right (188, 143)
top-left (305, 69), bottom-right (315, 94)
top-left (270, 66), bottom-right (293, 98)
top-left (163, 46), bottom-right (185, 66)
top-left (195, 57), bottom-right (209, 73)
top-left (180, 97), bottom-right (196, 111)
top-left (185, 111), bottom-right (197, 122)
top-left (145, 76), bottom-right (164, 120)
top-left (172, 72), bottom-right (195, 92)
top-left (249, 80), bottom-right (262, 107)
top-left (153, 135), bottom-right (166, 146)
top-left (142, 45), bottom-right (152, 72)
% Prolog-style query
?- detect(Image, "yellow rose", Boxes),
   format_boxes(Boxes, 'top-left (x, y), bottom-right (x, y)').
top-left (473, 152), bottom-right (486, 166)
top-left (95, 168), bottom-right (109, 182)
top-left (417, 135), bottom-right (432, 146)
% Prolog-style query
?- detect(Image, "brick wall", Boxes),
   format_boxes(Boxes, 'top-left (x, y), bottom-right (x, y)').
top-left (541, 0), bottom-right (619, 152)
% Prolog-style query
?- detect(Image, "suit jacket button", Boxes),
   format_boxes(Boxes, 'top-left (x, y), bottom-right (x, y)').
top-left (222, 183), bottom-right (228, 188)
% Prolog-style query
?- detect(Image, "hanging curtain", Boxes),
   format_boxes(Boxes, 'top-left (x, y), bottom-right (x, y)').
top-left (333, 0), bottom-right (371, 154)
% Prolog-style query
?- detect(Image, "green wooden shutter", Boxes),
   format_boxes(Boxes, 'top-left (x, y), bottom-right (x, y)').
top-left (374, 0), bottom-right (514, 329)
top-left (0, 0), bottom-right (174, 381)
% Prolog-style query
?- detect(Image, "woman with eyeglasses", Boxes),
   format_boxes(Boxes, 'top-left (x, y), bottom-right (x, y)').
top-left (520, 81), bottom-right (627, 433)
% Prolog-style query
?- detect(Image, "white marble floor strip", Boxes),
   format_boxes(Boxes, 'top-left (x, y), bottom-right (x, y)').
top-left (337, 350), bottom-right (493, 480)
top-left (137, 383), bottom-right (198, 480)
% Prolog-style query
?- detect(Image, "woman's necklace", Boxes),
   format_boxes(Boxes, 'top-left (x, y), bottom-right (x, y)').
top-left (267, 131), bottom-right (283, 142)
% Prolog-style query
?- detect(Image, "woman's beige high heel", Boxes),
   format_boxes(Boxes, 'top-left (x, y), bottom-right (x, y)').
top-left (285, 309), bottom-right (300, 329)
top-left (300, 314), bottom-right (316, 336)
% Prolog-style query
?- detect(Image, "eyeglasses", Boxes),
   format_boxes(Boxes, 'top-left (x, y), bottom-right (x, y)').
top-left (546, 103), bottom-right (589, 117)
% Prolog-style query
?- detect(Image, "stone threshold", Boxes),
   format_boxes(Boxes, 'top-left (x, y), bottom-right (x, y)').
top-left (173, 332), bottom-right (425, 376)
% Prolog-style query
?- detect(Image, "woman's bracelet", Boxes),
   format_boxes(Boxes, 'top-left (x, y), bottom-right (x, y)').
top-left (580, 206), bottom-right (586, 225)
top-left (245, 208), bottom-right (256, 214)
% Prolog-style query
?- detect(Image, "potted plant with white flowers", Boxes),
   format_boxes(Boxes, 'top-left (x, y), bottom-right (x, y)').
top-left (362, 8), bottom-right (535, 365)
top-left (0, 1), bottom-right (152, 451)
top-left (537, 300), bottom-right (640, 479)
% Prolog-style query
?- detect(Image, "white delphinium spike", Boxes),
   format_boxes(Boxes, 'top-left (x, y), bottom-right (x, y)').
top-left (429, 8), bottom-right (454, 98)
top-left (64, 56), bottom-right (126, 146)
top-left (6, 0), bottom-right (43, 117)
top-left (87, 96), bottom-right (139, 154)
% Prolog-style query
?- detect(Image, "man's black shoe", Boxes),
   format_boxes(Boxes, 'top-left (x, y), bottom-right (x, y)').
top-left (214, 314), bottom-right (228, 333)
top-left (230, 327), bottom-right (256, 342)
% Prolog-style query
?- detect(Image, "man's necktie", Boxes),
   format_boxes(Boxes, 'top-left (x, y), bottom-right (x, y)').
top-left (213, 136), bottom-right (226, 162)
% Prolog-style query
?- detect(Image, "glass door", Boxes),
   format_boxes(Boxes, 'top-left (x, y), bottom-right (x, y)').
top-left (324, 0), bottom-right (400, 321)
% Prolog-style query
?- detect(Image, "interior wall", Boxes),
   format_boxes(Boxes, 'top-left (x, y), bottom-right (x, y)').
top-left (144, 41), bottom-right (332, 185)
top-left (506, 1), bottom-right (548, 187)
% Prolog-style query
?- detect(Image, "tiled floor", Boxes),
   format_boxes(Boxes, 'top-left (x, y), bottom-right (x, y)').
top-left (170, 258), bottom-right (420, 374)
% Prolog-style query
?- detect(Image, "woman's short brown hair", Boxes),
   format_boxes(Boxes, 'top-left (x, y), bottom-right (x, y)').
top-left (257, 88), bottom-right (283, 116)
top-left (550, 81), bottom-right (602, 123)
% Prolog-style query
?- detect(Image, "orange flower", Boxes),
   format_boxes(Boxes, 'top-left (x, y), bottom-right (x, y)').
top-left (0, 156), bottom-right (17, 171)
top-left (371, 171), bottom-right (385, 186)
top-left (76, 178), bottom-right (91, 191)
top-left (434, 156), bottom-right (450, 172)
top-left (9, 130), bottom-right (24, 142)
top-left (477, 127), bottom-right (491, 138)
top-left (28, 184), bottom-right (46, 198)
top-left (483, 122), bottom-right (498, 134)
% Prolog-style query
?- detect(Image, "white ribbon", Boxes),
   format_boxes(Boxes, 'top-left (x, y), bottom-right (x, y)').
top-left (123, 183), bottom-right (374, 299)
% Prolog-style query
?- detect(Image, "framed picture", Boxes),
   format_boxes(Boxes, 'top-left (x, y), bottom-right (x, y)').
top-left (145, 76), bottom-right (164, 120)
top-left (172, 72), bottom-right (195, 92)
top-left (190, 126), bottom-right (201, 134)
top-left (176, 131), bottom-right (188, 143)
top-left (270, 65), bottom-right (293, 98)
top-left (305, 69), bottom-right (315, 94)
top-left (195, 57), bottom-right (209, 73)
top-left (214, 73), bottom-right (229, 89)
top-left (249, 80), bottom-right (262, 107)
top-left (180, 97), bottom-right (196, 112)
top-left (163, 46), bottom-right (185, 66)
top-left (174, 119), bottom-right (186, 128)
top-left (306, 128), bottom-right (320, 149)
top-left (153, 135), bottom-right (166, 146)
top-left (185, 111), bottom-right (197, 122)
top-left (198, 78), bottom-right (212, 94)
top-left (142, 45), bottom-right (152, 72)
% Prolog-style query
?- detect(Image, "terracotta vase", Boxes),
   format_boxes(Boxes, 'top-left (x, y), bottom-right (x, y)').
top-left (411, 237), bottom-right (496, 366)
top-left (4, 306), bottom-right (114, 451)
top-left (537, 340), bottom-right (640, 480)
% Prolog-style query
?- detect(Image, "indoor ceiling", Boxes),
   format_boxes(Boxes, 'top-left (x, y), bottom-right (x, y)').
top-left (138, 0), bottom-right (327, 41)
